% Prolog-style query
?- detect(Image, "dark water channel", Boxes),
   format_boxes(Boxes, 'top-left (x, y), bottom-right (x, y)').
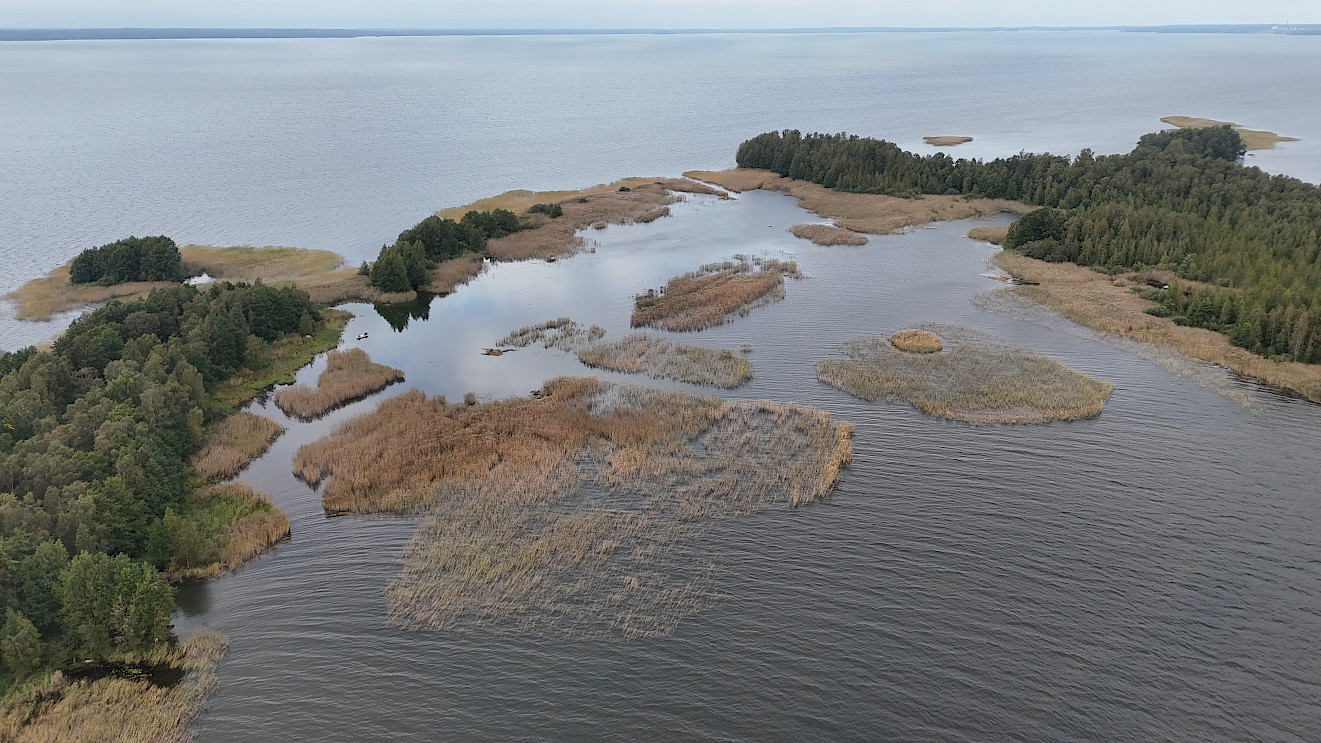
top-left (177, 191), bottom-right (1321, 742)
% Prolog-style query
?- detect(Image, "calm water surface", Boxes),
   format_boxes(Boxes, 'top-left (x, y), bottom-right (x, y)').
top-left (2, 32), bottom-right (1319, 741)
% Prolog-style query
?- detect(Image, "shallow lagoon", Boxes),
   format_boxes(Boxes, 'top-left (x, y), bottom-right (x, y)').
top-left (173, 190), bottom-right (1321, 742)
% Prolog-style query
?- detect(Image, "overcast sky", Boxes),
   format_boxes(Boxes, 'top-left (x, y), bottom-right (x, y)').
top-left (1, 0), bottom-right (1316, 29)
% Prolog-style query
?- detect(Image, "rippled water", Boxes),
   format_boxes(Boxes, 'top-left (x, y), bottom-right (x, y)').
top-left (165, 191), bottom-right (1321, 742)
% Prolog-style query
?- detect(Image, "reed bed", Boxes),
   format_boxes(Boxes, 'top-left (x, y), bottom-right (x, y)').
top-left (167, 483), bottom-right (291, 581)
top-left (817, 325), bottom-right (1114, 423)
top-left (0, 629), bottom-right (227, 743)
top-left (577, 332), bottom-right (753, 388)
top-left (294, 378), bottom-right (852, 637)
top-left (191, 412), bottom-right (283, 480)
top-left (890, 329), bottom-right (944, 354)
top-left (631, 258), bottom-right (801, 332)
top-left (992, 251), bottom-right (1321, 402)
top-left (923, 136), bottom-right (974, 146)
top-left (684, 168), bottom-right (1030, 233)
top-left (496, 318), bottom-right (606, 352)
top-left (789, 223), bottom-right (869, 246)
top-left (426, 253), bottom-right (485, 294)
top-left (966, 225), bottom-right (1009, 245)
top-left (1160, 115), bottom-right (1299, 150)
top-left (6, 261), bottom-right (173, 320)
top-left (273, 348), bottom-right (404, 421)
top-left (177, 244), bottom-right (342, 280)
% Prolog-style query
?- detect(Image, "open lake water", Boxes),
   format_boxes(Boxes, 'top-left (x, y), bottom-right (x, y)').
top-left (3, 31), bottom-right (1320, 741)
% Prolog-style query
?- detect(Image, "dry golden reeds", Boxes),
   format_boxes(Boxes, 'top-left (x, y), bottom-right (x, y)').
top-left (0, 630), bottom-right (227, 743)
top-left (966, 225), bottom-right (1009, 245)
top-left (788, 223), bottom-right (869, 246)
top-left (817, 325), bottom-right (1114, 423)
top-left (191, 412), bottom-right (284, 480)
top-left (6, 261), bottom-right (174, 321)
top-left (496, 318), bottom-right (605, 351)
top-left (890, 329), bottom-right (944, 354)
top-left (294, 378), bottom-right (853, 637)
top-left (166, 482), bottom-right (290, 581)
top-left (923, 136), bottom-right (974, 146)
top-left (577, 332), bottom-right (753, 388)
top-left (992, 251), bottom-right (1321, 402)
top-left (273, 348), bottom-right (404, 421)
top-left (631, 257), bottom-right (801, 332)
top-left (1159, 115), bottom-right (1299, 150)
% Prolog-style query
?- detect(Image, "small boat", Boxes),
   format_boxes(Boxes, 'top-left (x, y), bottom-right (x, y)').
top-left (356, 333), bottom-right (369, 340)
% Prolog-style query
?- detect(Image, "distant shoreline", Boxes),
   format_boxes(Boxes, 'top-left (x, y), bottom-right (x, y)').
top-left (3, 25), bottom-right (1321, 42)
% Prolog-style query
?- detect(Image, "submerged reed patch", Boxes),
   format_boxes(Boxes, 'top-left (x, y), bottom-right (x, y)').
top-left (192, 411), bottom-right (284, 480)
top-left (631, 257), bottom-right (801, 332)
top-left (496, 317), bottom-right (606, 351)
top-left (0, 629), bottom-right (227, 743)
top-left (273, 347), bottom-right (404, 420)
top-left (293, 378), bottom-right (852, 637)
top-left (577, 332), bottom-right (753, 388)
top-left (817, 325), bottom-right (1113, 423)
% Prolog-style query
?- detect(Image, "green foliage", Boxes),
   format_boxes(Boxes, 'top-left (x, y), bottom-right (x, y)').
top-left (397, 215), bottom-right (487, 262)
top-left (1, 610), bottom-right (41, 678)
top-left (528, 202), bottom-right (564, 218)
top-left (60, 552), bottom-right (173, 659)
top-left (735, 127), bottom-right (1321, 363)
top-left (68, 236), bottom-right (187, 286)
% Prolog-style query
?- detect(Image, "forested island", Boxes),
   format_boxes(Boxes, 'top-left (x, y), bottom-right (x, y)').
top-left (733, 125), bottom-right (1321, 396)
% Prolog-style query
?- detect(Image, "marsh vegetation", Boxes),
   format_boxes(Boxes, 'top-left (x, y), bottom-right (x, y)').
top-left (1160, 115), bottom-right (1299, 150)
top-left (0, 629), bottom-right (226, 743)
top-left (273, 348), bottom-right (404, 421)
top-left (496, 318), bottom-right (606, 352)
top-left (293, 378), bottom-right (852, 636)
top-left (817, 325), bottom-right (1113, 423)
top-left (788, 224), bottom-right (868, 246)
top-left (577, 333), bottom-right (753, 388)
top-left (923, 136), bottom-right (973, 146)
top-left (890, 329), bottom-right (944, 354)
top-left (192, 412), bottom-right (284, 481)
top-left (631, 258), bottom-right (801, 332)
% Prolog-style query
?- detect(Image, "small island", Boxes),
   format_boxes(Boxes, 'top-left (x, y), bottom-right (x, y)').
top-left (1160, 115), bottom-right (1299, 150)
top-left (923, 135), bottom-right (974, 146)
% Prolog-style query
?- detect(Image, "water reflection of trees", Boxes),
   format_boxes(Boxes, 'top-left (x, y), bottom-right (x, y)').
top-left (374, 292), bottom-right (435, 331)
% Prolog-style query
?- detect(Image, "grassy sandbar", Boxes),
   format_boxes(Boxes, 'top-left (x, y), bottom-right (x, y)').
top-left (817, 325), bottom-right (1113, 423)
top-left (923, 136), bottom-right (973, 146)
top-left (1160, 115), bottom-right (1299, 150)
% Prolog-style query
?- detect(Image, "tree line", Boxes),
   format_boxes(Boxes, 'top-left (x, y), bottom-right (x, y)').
top-left (737, 126), bottom-right (1321, 362)
top-left (0, 280), bottom-right (320, 690)
top-left (69, 235), bottom-right (188, 286)
top-left (365, 208), bottom-right (537, 293)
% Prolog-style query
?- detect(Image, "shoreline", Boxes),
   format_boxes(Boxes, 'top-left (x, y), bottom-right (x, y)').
top-left (991, 251), bottom-right (1321, 402)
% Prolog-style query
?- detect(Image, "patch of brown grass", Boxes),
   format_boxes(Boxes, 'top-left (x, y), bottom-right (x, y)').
top-left (6, 261), bottom-right (174, 321)
top-left (273, 348), bottom-right (404, 421)
top-left (0, 629), bottom-right (227, 743)
top-left (818, 325), bottom-right (1113, 423)
top-left (426, 254), bottom-right (485, 295)
top-left (577, 332), bottom-right (753, 388)
top-left (282, 267), bottom-right (415, 306)
top-left (967, 225), bottom-right (1009, 245)
top-left (789, 223), bottom-right (868, 246)
top-left (177, 244), bottom-right (343, 281)
top-left (1160, 115), bottom-right (1299, 150)
top-left (166, 483), bottom-right (291, 581)
top-left (192, 412), bottom-right (284, 481)
top-left (891, 329), bottom-right (944, 354)
top-left (632, 258), bottom-right (802, 332)
top-left (923, 136), bottom-right (973, 146)
top-left (684, 169), bottom-right (1030, 234)
top-left (992, 251), bottom-right (1321, 401)
top-left (294, 377), bottom-right (852, 637)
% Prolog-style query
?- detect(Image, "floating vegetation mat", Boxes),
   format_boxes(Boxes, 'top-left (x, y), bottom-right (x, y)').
top-left (496, 317), bottom-right (606, 351)
top-left (192, 411), bottom-right (283, 480)
top-left (632, 257), bottom-right (801, 332)
top-left (0, 629), bottom-right (227, 743)
top-left (293, 377), bottom-right (852, 637)
top-left (577, 332), bottom-right (753, 388)
top-left (817, 325), bottom-right (1114, 423)
top-left (273, 348), bottom-right (404, 420)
